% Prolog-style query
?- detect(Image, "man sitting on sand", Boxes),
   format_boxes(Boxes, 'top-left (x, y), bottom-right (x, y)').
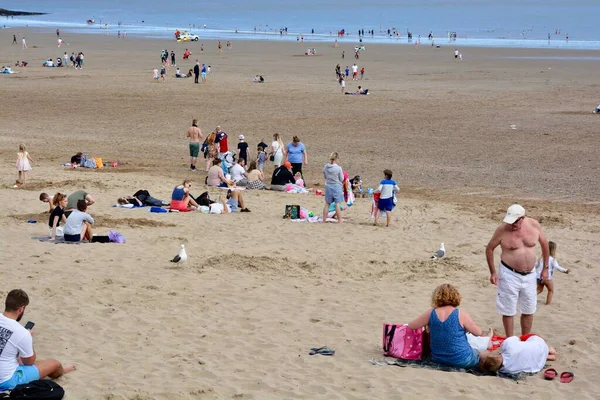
top-left (594, 104), bottom-right (600, 113)
top-left (63, 200), bottom-right (94, 242)
top-left (478, 334), bottom-right (556, 375)
top-left (39, 190), bottom-right (95, 213)
top-left (0, 289), bottom-right (75, 391)
top-left (270, 161), bottom-right (295, 191)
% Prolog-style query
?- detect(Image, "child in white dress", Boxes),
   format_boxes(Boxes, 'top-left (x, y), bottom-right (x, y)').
top-left (15, 144), bottom-right (33, 187)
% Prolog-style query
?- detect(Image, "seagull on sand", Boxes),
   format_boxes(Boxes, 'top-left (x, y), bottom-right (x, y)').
top-left (430, 243), bottom-right (446, 260)
top-left (170, 244), bottom-right (188, 263)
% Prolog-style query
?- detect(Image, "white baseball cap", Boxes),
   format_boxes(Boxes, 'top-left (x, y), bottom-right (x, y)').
top-left (503, 204), bottom-right (525, 224)
top-left (238, 134), bottom-right (245, 140)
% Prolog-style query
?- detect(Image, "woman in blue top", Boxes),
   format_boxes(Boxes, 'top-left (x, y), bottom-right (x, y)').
top-left (408, 284), bottom-right (484, 369)
top-left (284, 136), bottom-right (308, 177)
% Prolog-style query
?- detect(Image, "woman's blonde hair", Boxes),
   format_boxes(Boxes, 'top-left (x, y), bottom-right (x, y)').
top-left (273, 133), bottom-right (284, 148)
top-left (431, 284), bottom-right (462, 308)
top-left (549, 241), bottom-right (557, 257)
top-left (18, 144), bottom-right (26, 152)
top-left (52, 193), bottom-right (66, 207)
top-left (329, 152), bottom-right (338, 162)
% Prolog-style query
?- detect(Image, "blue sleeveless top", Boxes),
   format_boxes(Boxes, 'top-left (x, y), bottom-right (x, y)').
top-left (429, 308), bottom-right (479, 368)
top-left (171, 186), bottom-right (185, 201)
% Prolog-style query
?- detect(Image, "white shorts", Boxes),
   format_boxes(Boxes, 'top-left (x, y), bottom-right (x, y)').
top-left (496, 263), bottom-right (537, 316)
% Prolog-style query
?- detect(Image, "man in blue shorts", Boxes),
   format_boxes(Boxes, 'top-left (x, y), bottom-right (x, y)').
top-left (0, 290), bottom-right (76, 391)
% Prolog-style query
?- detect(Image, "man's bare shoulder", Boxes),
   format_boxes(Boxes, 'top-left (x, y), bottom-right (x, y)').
top-left (525, 216), bottom-right (542, 230)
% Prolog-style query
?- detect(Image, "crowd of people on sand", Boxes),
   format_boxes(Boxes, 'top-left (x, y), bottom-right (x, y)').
top-left (152, 50), bottom-right (211, 83)
top-left (41, 52), bottom-right (85, 69)
top-left (182, 121), bottom-right (403, 225)
top-left (335, 63), bottom-right (367, 94)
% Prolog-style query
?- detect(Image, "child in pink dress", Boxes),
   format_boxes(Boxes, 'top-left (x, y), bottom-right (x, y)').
top-left (294, 172), bottom-right (304, 188)
top-left (15, 144), bottom-right (33, 187)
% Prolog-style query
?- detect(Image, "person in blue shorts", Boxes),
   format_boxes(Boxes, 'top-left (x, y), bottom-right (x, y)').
top-left (0, 290), bottom-right (76, 391)
top-left (374, 169), bottom-right (399, 227)
top-left (201, 64), bottom-right (207, 83)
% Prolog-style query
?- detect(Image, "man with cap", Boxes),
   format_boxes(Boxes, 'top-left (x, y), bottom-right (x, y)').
top-left (270, 161), bottom-right (295, 191)
top-left (486, 204), bottom-right (549, 337)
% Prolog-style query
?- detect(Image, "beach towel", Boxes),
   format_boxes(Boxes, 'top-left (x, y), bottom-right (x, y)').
top-left (368, 356), bottom-right (533, 381)
top-left (32, 236), bottom-right (78, 244)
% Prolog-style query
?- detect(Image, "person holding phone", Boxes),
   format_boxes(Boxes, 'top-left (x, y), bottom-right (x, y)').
top-left (0, 289), bottom-right (76, 391)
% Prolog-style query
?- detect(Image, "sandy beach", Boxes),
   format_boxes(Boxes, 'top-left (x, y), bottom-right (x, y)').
top-left (0, 29), bottom-right (599, 399)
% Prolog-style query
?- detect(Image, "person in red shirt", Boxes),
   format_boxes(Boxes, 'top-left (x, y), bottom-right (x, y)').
top-left (214, 126), bottom-right (228, 155)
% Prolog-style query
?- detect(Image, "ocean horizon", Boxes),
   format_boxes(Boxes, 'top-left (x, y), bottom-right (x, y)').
top-left (3, 0), bottom-right (600, 50)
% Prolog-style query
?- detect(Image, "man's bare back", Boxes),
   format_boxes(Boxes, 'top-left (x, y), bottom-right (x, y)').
top-left (187, 125), bottom-right (202, 143)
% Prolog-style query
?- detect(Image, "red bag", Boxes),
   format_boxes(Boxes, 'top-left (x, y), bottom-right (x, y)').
top-left (382, 324), bottom-right (423, 360)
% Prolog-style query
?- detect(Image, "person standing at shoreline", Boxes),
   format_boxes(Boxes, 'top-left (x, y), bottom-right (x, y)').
top-left (12, 34), bottom-right (17, 45)
top-left (486, 204), bottom-right (549, 337)
top-left (22, 37), bottom-right (27, 49)
top-left (218, 41), bottom-right (222, 54)
top-left (187, 119), bottom-right (203, 171)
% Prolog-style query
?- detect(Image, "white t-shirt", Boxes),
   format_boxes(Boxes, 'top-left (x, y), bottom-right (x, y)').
top-left (271, 141), bottom-right (282, 155)
top-left (352, 65), bottom-right (358, 73)
top-left (0, 314), bottom-right (34, 382)
top-left (63, 210), bottom-right (94, 235)
top-left (454, 49), bottom-right (459, 56)
top-left (230, 164), bottom-right (246, 182)
top-left (534, 256), bottom-right (567, 280)
top-left (499, 336), bottom-right (548, 374)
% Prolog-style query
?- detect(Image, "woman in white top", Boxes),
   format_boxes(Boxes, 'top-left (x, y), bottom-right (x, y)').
top-left (269, 133), bottom-right (285, 167)
top-left (535, 241), bottom-right (569, 305)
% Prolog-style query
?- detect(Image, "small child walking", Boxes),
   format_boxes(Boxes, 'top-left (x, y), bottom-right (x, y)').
top-left (15, 144), bottom-right (33, 187)
top-left (374, 169), bottom-right (399, 227)
top-left (256, 146), bottom-right (266, 172)
top-left (535, 241), bottom-right (569, 305)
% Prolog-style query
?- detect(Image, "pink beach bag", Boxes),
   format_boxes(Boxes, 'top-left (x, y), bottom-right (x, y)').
top-left (382, 324), bottom-right (423, 360)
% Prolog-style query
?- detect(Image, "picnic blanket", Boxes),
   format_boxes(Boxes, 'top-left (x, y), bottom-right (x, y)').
top-left (369, 356), bottom-right (535, 381)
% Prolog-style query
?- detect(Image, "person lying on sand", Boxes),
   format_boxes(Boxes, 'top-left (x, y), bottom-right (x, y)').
top-left (117, 190), bottom-right (169, 207)
top-left (478, 334), bottom-right (556, 375)
top-left (206, 189), bottom-right (250, 213)
top-left (0, 289), bottom-right (76, 391)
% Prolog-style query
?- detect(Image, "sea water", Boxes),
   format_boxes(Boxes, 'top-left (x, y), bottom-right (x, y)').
top-left (2, 0), bottom-right (600, 50)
